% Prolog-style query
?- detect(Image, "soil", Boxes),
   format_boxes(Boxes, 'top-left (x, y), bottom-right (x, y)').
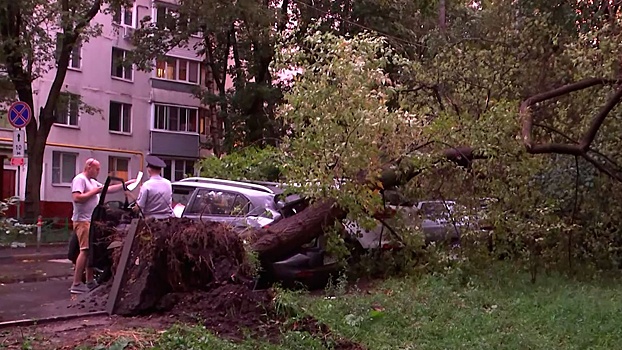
top-left (1, 217), bottom-right (368, 350)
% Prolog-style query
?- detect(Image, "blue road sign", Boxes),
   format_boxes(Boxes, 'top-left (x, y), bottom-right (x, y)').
top-left (8, 101), bottom-right (32, 128)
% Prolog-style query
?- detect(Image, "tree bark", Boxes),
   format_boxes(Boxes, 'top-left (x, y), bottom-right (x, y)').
top-left (250, 199), bottom-right (345, 263)
top-left (439, 0), bottom-right (447, 34)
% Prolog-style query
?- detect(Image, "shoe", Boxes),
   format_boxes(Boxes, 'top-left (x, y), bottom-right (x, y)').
top-left (70, 283), bottom-right (90, 294)
top-left (86, 280), bottom-right (98, 290)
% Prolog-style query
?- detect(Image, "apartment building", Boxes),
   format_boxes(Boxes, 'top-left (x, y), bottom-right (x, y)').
top-left (0, 0), bottom-right (223, 219)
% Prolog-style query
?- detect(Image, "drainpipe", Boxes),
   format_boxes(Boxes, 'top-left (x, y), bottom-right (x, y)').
top-left (0, 138), bottom-right (145, 166)
top-left (0, 139), bottom-right (145, 219)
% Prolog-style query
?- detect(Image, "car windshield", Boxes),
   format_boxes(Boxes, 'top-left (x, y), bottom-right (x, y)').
top-left (420, 202), bottom-right (453, 217)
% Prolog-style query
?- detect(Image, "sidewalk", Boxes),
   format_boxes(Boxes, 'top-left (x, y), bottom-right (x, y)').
top-left (0, 259), bottom-right (73, 284)
top-left (0, 244), bottom-right (68, 263)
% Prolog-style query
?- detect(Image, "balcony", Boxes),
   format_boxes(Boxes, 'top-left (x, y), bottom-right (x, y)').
top-left (150, 130), bottom-right (199, 158)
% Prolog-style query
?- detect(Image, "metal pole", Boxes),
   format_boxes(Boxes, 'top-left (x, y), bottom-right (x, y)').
top-left (16, 165), bottom-right (20, 219)
top-left (36, 215), bottom-right (42, 252)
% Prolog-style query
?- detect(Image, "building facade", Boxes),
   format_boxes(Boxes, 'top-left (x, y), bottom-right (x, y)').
top-left (0, 0), bottom-right (224, 219)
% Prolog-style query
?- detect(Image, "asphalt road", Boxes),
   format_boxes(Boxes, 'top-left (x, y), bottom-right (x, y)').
top-left (0, 279), bottom-right (107, 323)
top-left (0, 279), bottom-right (77, 322)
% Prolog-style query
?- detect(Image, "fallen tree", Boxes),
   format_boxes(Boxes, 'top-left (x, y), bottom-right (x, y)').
top-left (248, 77), bottom-right (622, 263)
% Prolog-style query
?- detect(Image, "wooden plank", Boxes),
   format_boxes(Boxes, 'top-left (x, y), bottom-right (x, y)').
top-left (106, 218), bottom-right (140, 315)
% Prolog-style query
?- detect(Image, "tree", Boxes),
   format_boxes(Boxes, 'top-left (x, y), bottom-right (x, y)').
top-left (255, 3), bottom-right (622, 273)
top-left (0, 0), bottom-right (129, 219)
top-left (129, 0), bottom-right (288, 155)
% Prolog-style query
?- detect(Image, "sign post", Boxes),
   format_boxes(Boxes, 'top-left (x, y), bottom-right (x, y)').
top-left (7, 101), bottom-right (32, 220)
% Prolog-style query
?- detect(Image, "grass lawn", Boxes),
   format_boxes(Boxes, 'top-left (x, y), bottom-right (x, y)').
top-left (142, 265), bottom-right (622, 350)
top-left (296, 267), bottom-right (622, 349)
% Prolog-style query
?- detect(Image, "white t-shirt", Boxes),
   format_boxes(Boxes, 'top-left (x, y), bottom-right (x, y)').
top-left (71, 173), bottom-right (102, 222)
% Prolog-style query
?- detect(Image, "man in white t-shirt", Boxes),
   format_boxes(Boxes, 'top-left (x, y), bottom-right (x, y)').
top-left (69, 158), bottom-right (133, 294)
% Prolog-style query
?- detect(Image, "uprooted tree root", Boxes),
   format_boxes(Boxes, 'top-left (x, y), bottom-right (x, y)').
top-left (114, 218), bottom-right (254, 315)
top-left (93, 217), bottom-right (366, 348)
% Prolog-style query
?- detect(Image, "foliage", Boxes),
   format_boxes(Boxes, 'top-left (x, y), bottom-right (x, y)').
top-left (0, 196), bottom-right (35, 245)
top-left (199, 146), bottom-right (283, 182)
top-left (274, 30), bottom-right (426, 225)
top-left (268, 0), bottom-right (622, 279)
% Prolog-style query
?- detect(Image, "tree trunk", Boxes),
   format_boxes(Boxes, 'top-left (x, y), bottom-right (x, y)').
top-left (250, 199), bottom-right (345, 263)
top-left (439, 0), bottom-right (447, 33)
top-left (24, 134), bottom-right (45, 219)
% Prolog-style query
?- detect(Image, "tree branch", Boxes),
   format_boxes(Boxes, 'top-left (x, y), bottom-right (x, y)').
top-left (520, 77), bottom-right (622, 181)
top-left (580, 87), bottom-right (622, 151)
top-left (43, 0), bottom-right (103, 128)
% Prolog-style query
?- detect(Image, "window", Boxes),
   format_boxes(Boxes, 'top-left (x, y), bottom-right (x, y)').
top-left (186, 189), bottom-right (251, 216)
top-left (199, 108), bottom-right (213, 136)
top-left (155, 5), bottom-right (178, 30)
top-left (109, 101), bottom-right (131, 133)
top-left (109, 157), bottom-right (129, 181)
top-left (155, 57), bottom-right (200, 84)
top-left (153, 104), bottom-right (198, 133)
top-left (54, 93), bottom-right (80, 126)
top-left (112, 4), bottom-right (134, 27)
top-left (111, 48), bottom-right (133, 80)
top-left (162, 159), bottom-right (195, 181)
top-left (55, 34), bottom-right (81, 69)
top-left (52, 151), bottom-right (77, 184)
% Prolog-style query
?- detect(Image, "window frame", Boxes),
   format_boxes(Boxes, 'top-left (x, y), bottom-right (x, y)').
top-left (154, 5), bottom-right (178, 31)
top-left (109, 101), bottom-right (132, 134)
top-left (111, 2), bottom-right (136, 28)
top-left (53, 92), bottom-right (80, 128)
top-left (55, 34), bottom-right (82, 70)
top-left (152, 103), bottom-right (199, 134)
top-left (111, 47), bottom-right (133, 81)
top-left (154, 56), bottom-right (201, 85)
top-left (162, 158), bottom-right (196, 182)
top-left (108, 156), bottom-right (130, 181)
top-left (51, 151), bottom-right (78, 185)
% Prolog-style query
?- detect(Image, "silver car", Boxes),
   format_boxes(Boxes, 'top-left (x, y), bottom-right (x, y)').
top-left (171, 177), bottom-right (285, 231)
top-left (344, 200), bottom-right (468, 250)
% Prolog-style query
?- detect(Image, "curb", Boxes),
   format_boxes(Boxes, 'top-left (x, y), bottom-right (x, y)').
top-left (0, 242), bottom-right (67, 250)
top-left (0, 252), bottom-right (68, 263)
top-left (0, 275), bottom-right (72, 284)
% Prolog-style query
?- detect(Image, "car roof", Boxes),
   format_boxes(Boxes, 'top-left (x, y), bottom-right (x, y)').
top-left (172, 179), bottom-right (277, 198)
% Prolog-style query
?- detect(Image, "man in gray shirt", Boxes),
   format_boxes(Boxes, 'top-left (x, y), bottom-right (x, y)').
top-left (134, 155), bottom-right (174, 219)
top-left (70, 158), bottom-right (133, 294)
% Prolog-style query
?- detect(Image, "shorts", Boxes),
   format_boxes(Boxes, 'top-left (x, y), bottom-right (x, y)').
top-left (73, 221), bottom-right (90, 251)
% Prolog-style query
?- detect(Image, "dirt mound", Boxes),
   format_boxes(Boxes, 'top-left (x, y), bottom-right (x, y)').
top-left (113, 218), bottom-right (254, 316)
top-left (157, 284), bottom-right (279, 341)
